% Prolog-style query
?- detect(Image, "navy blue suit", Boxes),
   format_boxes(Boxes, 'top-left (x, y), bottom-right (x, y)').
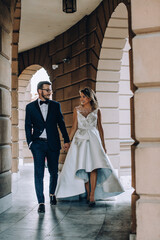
top-left (25, 99), bottom-right (70, 203)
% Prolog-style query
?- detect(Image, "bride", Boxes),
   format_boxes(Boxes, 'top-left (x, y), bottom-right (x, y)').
top-left (55, 87), bottom-right (124, 207)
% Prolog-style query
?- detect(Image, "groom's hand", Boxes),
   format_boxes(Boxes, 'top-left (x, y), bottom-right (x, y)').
top-left (63, 143), bottom-right (70, 152)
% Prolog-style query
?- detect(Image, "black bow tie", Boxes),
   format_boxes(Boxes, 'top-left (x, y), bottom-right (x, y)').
top-left (40, 100), bottom-right (49, 105)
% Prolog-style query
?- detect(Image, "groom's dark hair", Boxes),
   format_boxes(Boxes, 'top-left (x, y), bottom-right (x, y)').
top-left (37, 81), bottom-right (51, 91)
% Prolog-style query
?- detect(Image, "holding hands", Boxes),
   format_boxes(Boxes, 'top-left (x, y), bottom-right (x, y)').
top-left (63, 142), bottom-right (70, 152)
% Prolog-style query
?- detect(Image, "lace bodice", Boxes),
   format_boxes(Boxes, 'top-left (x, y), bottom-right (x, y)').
top-left (76, 105), bottom-right (93, 118)
top-left (76, 106), bottom-right (98, 129)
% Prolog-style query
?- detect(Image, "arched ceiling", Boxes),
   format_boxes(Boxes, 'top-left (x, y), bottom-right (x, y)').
top-left (19, 0), bottom-right (102, 53)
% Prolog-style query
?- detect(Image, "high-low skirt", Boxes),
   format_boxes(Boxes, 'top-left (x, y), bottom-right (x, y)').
top-left (55, 127), bottom-right (124, 200)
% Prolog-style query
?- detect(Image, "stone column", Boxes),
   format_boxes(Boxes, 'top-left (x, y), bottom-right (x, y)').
top-left (0, 0), bottom-right (13, 213)
top-left (132, 0), bottom-right (160, 239)
top-left (11, 0), bottom-right (21, 173)
top-left (96, 62), bottom-right (120, 174)
top-left (96, 3), bottom-right (129, 176)
top-left (119, 39), bottom-right (133, 187)
top-left (19, 83), bottom-right (32, 163)
top-left (11, 86), bottom-right (19, 172)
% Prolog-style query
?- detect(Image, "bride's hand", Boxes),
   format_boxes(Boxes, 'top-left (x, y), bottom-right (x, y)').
top-left (63, 143), bottom-right (70, 152)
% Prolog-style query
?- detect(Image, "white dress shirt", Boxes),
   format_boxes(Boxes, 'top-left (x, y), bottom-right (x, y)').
top-left (29, 99), bottom-right (49, 148)
top-left (38, 98), bottom-right (48, 139)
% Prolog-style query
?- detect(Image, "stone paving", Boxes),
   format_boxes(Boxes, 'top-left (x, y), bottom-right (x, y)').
top-left (0, 164), bottom-right (132, 240)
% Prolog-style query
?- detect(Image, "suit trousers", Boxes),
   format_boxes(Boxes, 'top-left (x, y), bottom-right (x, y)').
top-left (31, 139), bottom-right (60, 203)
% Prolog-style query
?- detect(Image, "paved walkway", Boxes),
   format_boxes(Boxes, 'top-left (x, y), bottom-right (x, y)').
top-left (0, 164), bottom-right (132, 240)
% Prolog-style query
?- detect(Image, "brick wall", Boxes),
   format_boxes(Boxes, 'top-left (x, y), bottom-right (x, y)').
top-left (18, 0), bottom-right (131, 163)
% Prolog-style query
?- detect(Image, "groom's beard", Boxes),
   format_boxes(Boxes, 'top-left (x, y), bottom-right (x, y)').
top-left (42, 92), bottom-right (50, 100)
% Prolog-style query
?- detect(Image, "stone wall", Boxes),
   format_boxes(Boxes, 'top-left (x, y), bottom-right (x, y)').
top-left (12, 0), bottom-right (21, 172)
top-left (96, 3), bottom-right (133, 182)
top-left (131, 0), bottom-right (160, 239)
top-left (0, 0), bottom-right (18, 212)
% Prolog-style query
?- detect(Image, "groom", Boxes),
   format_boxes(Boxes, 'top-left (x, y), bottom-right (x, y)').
top-left (25, 81), bottom-right (70, 213)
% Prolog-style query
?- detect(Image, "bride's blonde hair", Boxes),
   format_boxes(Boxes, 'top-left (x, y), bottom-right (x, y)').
top-left (80, 87), bottom-right (98, 110)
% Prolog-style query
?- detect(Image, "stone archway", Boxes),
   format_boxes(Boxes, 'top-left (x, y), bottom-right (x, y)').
top-left (18, 65), bottom-right (51, 166)
top-left (18, 65), bottom-right (41, 166)
top-left (95, 2), bottom-right (137, 236)
top-left (88, 0), bottom-right (137, 235)
top-left (96, 2), bottom-right (133, 187)
top-left (16, 43), bottom-right (53, 173)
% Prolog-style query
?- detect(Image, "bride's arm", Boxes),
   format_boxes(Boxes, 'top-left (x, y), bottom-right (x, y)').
top-left (69, 108), bottom-right (78, 141)
top-left (97, 109), bottom-right (107, 153)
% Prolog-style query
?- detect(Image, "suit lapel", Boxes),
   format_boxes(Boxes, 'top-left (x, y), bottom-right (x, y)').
top-left (46, 100), bottom-right (51, 122)
top-left (34, 99), bottom-right (45, 122)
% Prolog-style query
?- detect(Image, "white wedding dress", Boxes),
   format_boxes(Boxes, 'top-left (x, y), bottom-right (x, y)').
top-left (55, 107), bottom-right (124, 200)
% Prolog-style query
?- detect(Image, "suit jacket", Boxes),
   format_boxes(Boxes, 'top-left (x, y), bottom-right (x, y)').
top-left (25, 99), bottom-right (70, 151)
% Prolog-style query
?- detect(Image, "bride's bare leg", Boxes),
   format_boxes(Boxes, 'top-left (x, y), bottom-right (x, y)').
top-left (90, 169), bottom-right (97, 202)
top-left (85, 181), bottom-right (90, 201)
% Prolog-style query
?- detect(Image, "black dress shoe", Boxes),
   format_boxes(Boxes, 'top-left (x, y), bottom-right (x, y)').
top-left (38, 204), bottom-right (45, 213)
top-left (89, 201), bottom-right (96, 207)
top-left (50, 195), bottom-right (57, 205)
